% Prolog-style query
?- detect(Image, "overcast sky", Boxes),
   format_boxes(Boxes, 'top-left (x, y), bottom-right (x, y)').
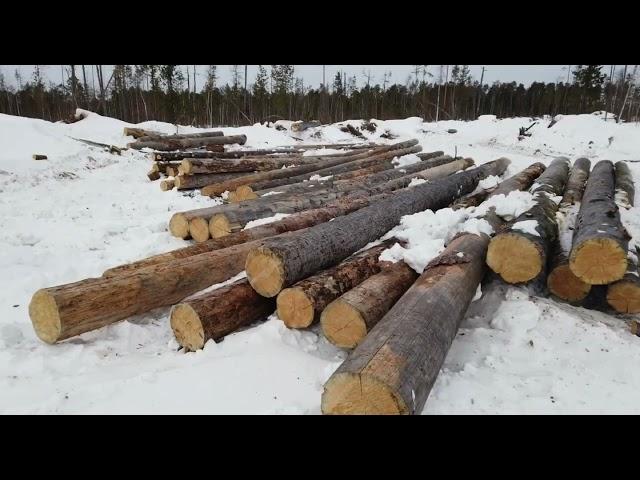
top-left (1, 65), bottom-right (615, 90)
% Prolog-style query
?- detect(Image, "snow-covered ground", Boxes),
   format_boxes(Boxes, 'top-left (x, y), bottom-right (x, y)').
top-left (2, 111), bottom-right (640, 414)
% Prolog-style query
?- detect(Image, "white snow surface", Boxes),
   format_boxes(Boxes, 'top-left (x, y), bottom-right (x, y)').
top-left (2, 110), bottom-right (640, 414)
top-left (511, 220), bottom-right (540, 237)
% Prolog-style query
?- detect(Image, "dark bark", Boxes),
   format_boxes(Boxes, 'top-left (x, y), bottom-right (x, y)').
top-left (175, 172), bottom-right (252, 190)
top-left (615, 160), bottom-right (635, 208)
top-left (129, 134), bottom-right (247, 151)
top-left (561, 157), bottom-right (591, 206)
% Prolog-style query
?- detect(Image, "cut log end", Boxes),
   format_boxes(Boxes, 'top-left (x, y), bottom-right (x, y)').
top-left (169, 213), bottom-right (190, 239)
top-left (321, 372), bottom-right (409, 415)
top-left (547, 264), bottom-right (591, 302)
top-left (570, 238), bottom-right (628, 285)
top-left (607, 281), bottom-right (640, 314)
top-left (277, 287), bottom-right (314, 328)
top-left (160, 180), bottom-right (175, 191)
top-left (28, 290), bottom-right (62, 344)
top-left (170, 304), bottom-right (205, 351)
top-left (180, 159), bottom-right (192, 175)
top-left (189, 217), bottom-right (211, 243)
top-left (209, 214), bottom-right (232, 238)
top-left (320, 300), bottom-right (367, 349)
top-left (234, 185), bottom-right (258, 202)
top-left (245, 247), bottom-right (286, 298)
top-left (486, 233), bottom-right (542, 283)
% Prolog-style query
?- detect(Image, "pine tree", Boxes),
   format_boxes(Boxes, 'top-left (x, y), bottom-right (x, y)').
top-left (573, 65), bottom-right (606, 110)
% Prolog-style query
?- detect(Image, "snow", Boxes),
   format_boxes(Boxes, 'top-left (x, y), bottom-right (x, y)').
top-left (3, 110), bottom-right (640, 414)
top-left (302, 148), bottom-right (344, 157)
top-left (407, 178), bottom-right (427, 188)
top-left (392, 153), bottom-right (421, 168)
top-left (243, 213), bottom-right (291, 230)
top-left (511, 220), bottom-right (540, 237)
top-left (478, 175), bottom-right (500, 190)
top-left (308, 174), bottom-right (332, 182)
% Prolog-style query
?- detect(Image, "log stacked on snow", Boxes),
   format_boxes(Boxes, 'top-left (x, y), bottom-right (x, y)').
top-left (615, 161), bottom-right (635, 209)
top-left (175, 172), bottom-right (252, 191)
top-left (129, 134), bottom-right (247, 151)
top-left (486, 157), bottom-right (571, 284)
top-left (245, 157), bottom-right (511, 298)
top-left (160, 179), bottom-right (175, 191)
top-left (138, 131), bottom-right (224, 142)
top-left (606, 248), bottom-right (640, 314)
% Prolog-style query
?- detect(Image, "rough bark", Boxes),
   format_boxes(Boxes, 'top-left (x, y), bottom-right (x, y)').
top-left (416, 151), bottom-right (445, 161)
top-left (245, 157), bottom-right (510, 297)
top-left (487, 157), bottom-right (570, 284)
top-left (156, 161), bottom-right (181, 174)
top-left (129, 135), bottom-right (247, 151)
top-left (175, 172), bottom-right (252, 190)
top-left (321, 261), bottom-right (419, 349)
top-left (171, 279), bottom-right (275, 351)
top-left (615, 160), bottom-right (635, 208)
top-left (138, 131), bottom-right (223, 142)
top-left (321, 232), bottom-right (489, 415)
top-left (147, 168), bottom-right (161, 181)
top-left (569, 160), bottom-right (630, 285)
top-left (277, 241), bottom-right (394, 329)
top-left (561, 158), bottom-right (591, 206)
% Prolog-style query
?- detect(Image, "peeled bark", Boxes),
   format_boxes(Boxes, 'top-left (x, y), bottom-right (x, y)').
top-left (569, 160), bottom-right (629, 285)
top-left (321, 232), bottom-right (489, 415)
top-left (171, 279), bottom-right (275, 351)
top-left (245, 157), bottom-right (510, 298)
top-left (175, 172), bottom-right (252, 190)
top-left (615, 161), bottom-right (635, 208)
top-left (129, 134), bottom-right (247, 151)
top-left (277, 242), bottom-right (393, 329)
top-left (321, 261), bottom-right (419, 349)
top-left (487, 157), bottom-right (570, 284)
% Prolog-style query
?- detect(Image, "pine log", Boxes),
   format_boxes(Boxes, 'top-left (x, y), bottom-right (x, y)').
top-left (277, 242), bottom-right (394, 329)
top-left (171, 279), bottom-right (275, 351)
top-left (32, 154), bottom-right (48, 160)
top-left (124, 127), bottom-right (163, 138)
top-left (175, 172), bottom-right (251, 191)
top-left (569, 160), bottom-right (629, 285)
top-left (486, 157), bottom-right (570, 284)
top-left (147, 167), bottom-right (161, 181)
top-left (160, 179), bottom-right (175, 191)
top-left (321, 261), bottom-right (418, 349)
top-left (321, 232), bottom-right (489, 415)
top-left (417, 151), bottom-right (445, 161)
top-left (129, 135), bottom-right (247, 151)
top-left (547, 158), bottom-right (592, 301)
top-left (615, 160), bottom-right (635, 208)
top-left (156, 161), bottom-right (181, 174)
top-left (606, 248), bottom-right (640, 313)
top-left (138, 131), bottom-right (224, 142)
top-left (166, 166), bottom-right (179, 177)
top-left (245, 157), bottom-right (511, 298)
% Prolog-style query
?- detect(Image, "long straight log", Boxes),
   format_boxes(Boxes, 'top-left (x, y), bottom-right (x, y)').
top-left (245, 157), bottom-right (511, 298)
top-left (130, 134), bottom-right (247, 151)
top-left (124, 127), bottom-right (163, 138)
top-left (171, 279), bottom-right (275, 351)
top-left (138, 131), bottom-right (224, 142)
top-left (321, 232), bottom-right (489, 415)
top-left (175, 172), bottom-right (252, 190)
top-left (569, 160), bottom-right (629, 285)
top-left (486, 157), bottom-right (570, 284)
top-left (276, 241), bottom-right (394, 329)
top-left (615, 160), bottom-right (635, 209)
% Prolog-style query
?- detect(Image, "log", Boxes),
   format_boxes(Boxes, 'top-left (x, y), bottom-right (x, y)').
top-left (171, 279), bottom-right (275, 351)
top-left (569, 160), bottom-right (629, 285)
top-left (615, 160), bottom-right (635, 208)
top-left (606, 248), bottom-right (640, 313)
top-left (291, 120), bottom-right (321, 132)
top-left (152, 145), bottom-right (375, 161)
top-left (321, 232), bottom-right (489, 415)
top-left (129, 135), bottom-right (247, 151)
top-left (416, 151), bottom-right (445, 161)
top-left (320, 261), bottom-right (418, 349)
top-left (124, 127), bottom-right (163, 138)
top-left (156, 161), bottom-right (181, 174)
top-left (277, 241), bottom-right (394, 329)
top-left (486, 157), bottom-right (570, 284)
top-left (547, 158), bottom-right (592, 302)
top-left (175, 172), bottom-right (252, 190)
top-left (245, 157), bottom-right (511, 298)
top-left (32, 154), bottom-right (48, 160)
top-left (138, 131), bottom-right (223, 142)
top-left (147, 167), bottom-right (161, 181)
top-left (160, 179), bottom-right (175, 191)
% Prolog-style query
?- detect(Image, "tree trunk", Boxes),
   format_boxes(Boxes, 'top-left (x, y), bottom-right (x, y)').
top-left (180, 155), bottom-right (332, 175)
top-left (487, 157), bottom-right (570, 284)
top-left (124, 127), bottom-right (163, 138)
top-left (606, 248), bottom-right (640, 313)
top-left (569, 160), bottom-right (630, 285)
top-left (277, 241), bottom-right (394, 329)
top-left (129, 135), bottom-right (247, 151)
top-left (562, 157), bottom-right (592, 206)
top-left (321, 232), bottom-right (489, 415)
top-left (171, 279), bottom-right (275, 351)
top-left (321, 261), bottom-right (418, 349)
top-left (615, 160), bottom-right (635, 209)
top-left (160, 179), bottom-right (175, 191)
top-left (175, 172), bottom-right (254, 190)
top-left (245, 157), bottom-right (510, 297)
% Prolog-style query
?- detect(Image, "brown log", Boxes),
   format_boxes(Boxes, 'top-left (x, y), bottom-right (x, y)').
top-left (569, 160), bottom-right (629, 285)
top-left (138, 131), bottom-right (223, 142)
top-left (147, 166), bottom-right (161, 181)
top-left (245, 157), bottom-right (510, 298)
top-left (277, 241), bottom-right (394, 329)
top-left (160, 179), bottom-right (175, 191)
top-left (321, 232), bottom-right (489, 415)
top-left (152, 145), bottom-right (375, 161)
top-left (606, 248), bottom-right (640, 313)
top-left (175, 172), bottom-right (252, 191)
top-left (171, 279), bottom-right (275, 351)
top-left (156, 161), bottom-right (181, 174)
top-left (129, 135), bottom-right (247, 151)
top-left (320, 261), bottom-right (418, 349)
top-left (615, 160), bottom-right (635, 208)
top-left (561, 158), bottom-right (591, 206)
top-left (166, 166), bottom-right (179, 177)
top-left (124, 127), bottom-right (163, 138)
top-left (32, 154), bottom-right (48, 160)
top-left (487, 157), bottom-right (570, 284)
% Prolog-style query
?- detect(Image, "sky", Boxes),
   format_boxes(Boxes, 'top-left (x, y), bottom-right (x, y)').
top-left (0, 65), bottom-right (616, 90)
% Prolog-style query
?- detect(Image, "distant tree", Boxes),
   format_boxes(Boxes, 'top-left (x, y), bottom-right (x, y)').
top-left (573, 65), bottom-right (606, 110)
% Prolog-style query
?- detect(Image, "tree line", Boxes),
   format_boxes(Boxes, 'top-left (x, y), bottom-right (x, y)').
top-left (0, 65), bottom-right (638, 126)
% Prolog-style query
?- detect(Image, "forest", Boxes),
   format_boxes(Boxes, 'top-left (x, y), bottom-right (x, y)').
top-left (0, 65), bottom-right (637, 126)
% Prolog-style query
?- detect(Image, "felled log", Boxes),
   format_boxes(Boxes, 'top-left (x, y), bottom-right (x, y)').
top-left (156, 161), bottom-right (181, 174)
top-left (569, 160), bottom-right (629, 285)
top-left (277, 242), bottom-right (393, 329)
top-left (160, 179), bottom-right (175, 191)
top-left (147, 164), bottom-right (161, 181)
top-left (631, 319), bottom-right (640, 336)
top-left (124, 127), bottom-right (163, 138)
top-left (175, 172), bottom-right (252, 191)
top-left (138, 131), bottom-right (223, 142)
top-left (486, 157), bottom-right (570, 284)
top-left (606, 247), bottom-right (640, 313)
top-left (615, 160), bottom-right (635, 208)
top-left (245, 157), bottom-right (511, 298)
top-left (321, 232), bottom-right (489, 415)
top-left (291, 120), bottom-right (321, 132)
top-left (129, 134), bottom-right (247, 151)
top-left (32, 154), bottom-right (48, 160)
top-left (171, 279), bottom-right (275, 351)
top-left (321, 261), bottom-right (418, 349)
top-left (547, 158), bottom-right (592, 302)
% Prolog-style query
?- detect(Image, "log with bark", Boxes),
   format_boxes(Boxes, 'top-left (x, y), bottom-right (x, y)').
top-left (166, 166), bottom-right (179, 177)
top-left (171, 279), bottom-right (275, 351)
top-left (124, 127), bottom-right (163, 138)
top-left (277, 241), bottom-right (394, 329)
top-left (546, 158), bottom-right (592, 302)
top-left (147, 165), bottom-right (161, 181)
top-left (291, 120), bottom-right (321, 132)
top-left (615, 160), bottom-right (635, 209)
top-left (569, 160), bottom-right (630, 285)
top-left (321, 232), bottom-right (489, 415)
top-left (160, 179), bottom-right (175, 191)
top-left (138, 131), bottom-right (223, 142)
top-left (174, 172), bottom-right (252, 191)
top-left (156, 161), bottom-right (181, 174)
top-left (606, 247), bottom-right (640, 313)
top-left (129, 134), bottom-right (248, 151)
top-left (245, 157), bottom-right (511, 298)
top-left (486, 157), bottom-right (570, 284)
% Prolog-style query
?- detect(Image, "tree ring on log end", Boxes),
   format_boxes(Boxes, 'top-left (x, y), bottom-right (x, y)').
top-left (245, 247), bottom-right (286, 298)
top-left (277, 288), bottom-right (314, 328)
top-left (320, 300), bottom-right (367, 348)
top-left (321, 373), bottom-right (409, 415)
top-left (607, 281), bottom-right (640, 314)
top-left (235, 186), bottom-right (258, 202)
top-left (29, 290), bottom-right (62, 344)
top-left (169, 213), bottom-right (190, 239)
top-left (547, 264), bottom-right (591, 302)
top-left (170, 304), bottom-right (205, 351)
top-left (190, 217), bottom-right (211, 243)
top-left (486, 233), bottom-right (542, 283)
top-left (180, 159), bottom-right (192, 175)
top-left (209, 214), bottom-right (232, 238)
top-left (569, 238), bottom-right (628, 285)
